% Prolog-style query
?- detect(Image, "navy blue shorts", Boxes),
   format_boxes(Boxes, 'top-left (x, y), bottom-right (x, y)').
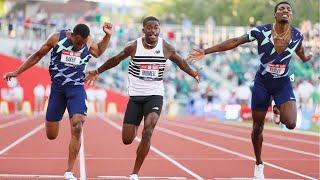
top-left (46, 84), bottom-right (87, 121)
top-left (251, 74), bottom-right (295, 111)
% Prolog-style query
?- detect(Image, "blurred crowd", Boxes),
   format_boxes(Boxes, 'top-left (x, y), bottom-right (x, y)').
top-left (0, 5), bottom-right (319, 126)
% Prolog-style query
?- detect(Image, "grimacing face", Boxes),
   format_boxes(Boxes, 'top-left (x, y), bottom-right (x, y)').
top-left (142, 20), bottom-right (160, 43)
top-left (71, 34), bottom-right (88, 50)
top-left (275, 3), bottom-right (293, 24)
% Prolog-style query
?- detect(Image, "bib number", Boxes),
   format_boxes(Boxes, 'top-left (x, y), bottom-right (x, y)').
top-left (266, 64), bottom-right (286, 75)
top-left (139, 64), bottom-right (159, 79)
top-left (61, 50), bottom-right (81, 66)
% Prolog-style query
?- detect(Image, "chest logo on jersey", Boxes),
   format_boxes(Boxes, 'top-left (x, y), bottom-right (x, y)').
top-left (139, 64), bottom-right (159, 79)
top-left (266, 63), bottom-right (286, 75)
top-left (61, 50), bottom-right (81, 66)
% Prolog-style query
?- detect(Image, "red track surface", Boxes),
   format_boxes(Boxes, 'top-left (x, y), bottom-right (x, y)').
top-left (0, 114), bottom-right (319, 179)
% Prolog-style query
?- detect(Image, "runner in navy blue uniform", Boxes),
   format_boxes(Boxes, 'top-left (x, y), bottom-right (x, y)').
top-left (187, 2), bottom-right (312, 179)
top-left (3, 23), bottom-right (113, 180)
top-left (85, 16), bottom-right (200, 180)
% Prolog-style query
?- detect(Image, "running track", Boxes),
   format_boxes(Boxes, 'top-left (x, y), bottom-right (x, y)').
top-left (0, 114), bottom-right (319, 179)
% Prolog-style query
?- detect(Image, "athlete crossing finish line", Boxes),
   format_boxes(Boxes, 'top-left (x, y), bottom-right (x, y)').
top-left (86, 16), bottom-right (200, 180)
top-left (3, 23), bottom-right (113, 180)
top-left (187, 1), bottom-right (312, 179)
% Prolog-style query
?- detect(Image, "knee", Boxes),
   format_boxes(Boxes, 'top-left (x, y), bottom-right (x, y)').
top-left (252, 123), bottom-right (263, 137)
top-left (281, 116), bottom-right (296, 130)
top-left (72, 121), bottom-right (83, 138)
top-left (142, 127), bottom-right (154, 141)
top-left (122, 137), bottom-right (134, 145)
top-left (47, 134), bottom-right (57, 140)
top-left (286, 122), bottom-right (296, 130)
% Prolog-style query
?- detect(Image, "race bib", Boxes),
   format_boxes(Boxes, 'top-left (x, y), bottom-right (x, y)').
top-left (139, 64), bottom-right (159, 79)
top-left (266, 64), bottom-right (286, 75)
top-left (61, 50), bottom-right (81, 66)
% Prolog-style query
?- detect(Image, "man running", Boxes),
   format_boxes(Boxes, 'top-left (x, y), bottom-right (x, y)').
top-left (3, 23), bottom-right (112, 180)
top-left (85, 16), bottom-right (199, 180)
top-left (187, 1), bottom-right (312, 179)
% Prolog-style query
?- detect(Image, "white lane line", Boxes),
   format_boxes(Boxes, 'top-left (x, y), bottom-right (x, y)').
top-left (79, 130), bottom-right (86, 180)
top-left (0, 123), bottom-right (45, 155)
top-left (178, 120), bottom-right (319, 145)
top-left (213, 178), bottom-right (301, 180)
top-left (0, 174), bottom-right (64, 178)
top-left (98, 175), bottom-right (186, 179)
top-left (161, 121), bottom-right (320, 158)
top-left (1, 156), bottom-right (317, 161)
top-left (156, 126), bottom-right (317, 180)
top-left (98, 116), bottom-right (204, 180)
top-left (0, 116), bottom-right (37, 129)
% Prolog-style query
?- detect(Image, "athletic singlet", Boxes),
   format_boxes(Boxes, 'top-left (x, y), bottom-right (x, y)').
top-left (127, 37), bottom-right (167, 96)
top-left (247, 24), bottom-right (303, 79)
top-left (49, 30), bottom-right (91, 86)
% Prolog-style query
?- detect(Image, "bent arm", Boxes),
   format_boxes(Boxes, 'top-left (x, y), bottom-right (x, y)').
top-left (204, 34), bottom-right (250, 55)
top-left (15, 34), bottom-right (57, 75)
top-left (165, 42), bottom-right (197, 77)
top-left (295, 43), bottom-right (311, 62)
top-left (89, 34), bottom-right (111, 58)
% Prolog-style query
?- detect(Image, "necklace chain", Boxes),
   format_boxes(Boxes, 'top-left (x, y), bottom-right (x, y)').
top-left (273, 24), bottom-right (290, 40)
top-left (143, 38), bottom-right (157, 48)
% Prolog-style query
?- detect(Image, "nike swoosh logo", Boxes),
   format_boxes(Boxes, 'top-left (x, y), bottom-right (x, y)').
top-left (152, 107), bottom-right (159, 110)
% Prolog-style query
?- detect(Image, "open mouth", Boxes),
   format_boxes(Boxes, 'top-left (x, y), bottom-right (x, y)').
top-left (281, 14), bottom-right (289, 18)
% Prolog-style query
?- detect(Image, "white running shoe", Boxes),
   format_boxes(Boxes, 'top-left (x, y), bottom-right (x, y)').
top-left (253, 164), bottom-right (264, 180)
top-left (272, 105), bottom-right (280, 125)
top-left (64, 172), bottom-right (77, 180)
top-left (129, 174), bottom-right (139, 180)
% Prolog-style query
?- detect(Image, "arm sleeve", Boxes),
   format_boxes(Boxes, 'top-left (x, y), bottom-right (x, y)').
top-left (246, 27), bottom-right (260, 42)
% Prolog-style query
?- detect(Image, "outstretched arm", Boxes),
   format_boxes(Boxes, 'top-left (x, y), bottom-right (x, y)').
top-left (164, 41), bottom-right (199, 82)
top-left (295, 43), bottom-right (312, 62)
top-left (3, 33), bottom-right (57, 81)
top-left (89, 22), bottom-right (113, 58)
top-left (85, 41), bottom-right (135, 85)
top-left (203, 34), bottom-right (250, 54)
top-left (188, 34), bottom-right (251, 62)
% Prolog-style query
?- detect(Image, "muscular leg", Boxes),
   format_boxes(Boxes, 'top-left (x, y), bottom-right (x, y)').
top-left (66, 113), bottom-right (85, 172)
top-left (279, 100), bottom-right (297, 129)
top-left (251, 110), bottom-right (267, 165)
top-left (122, 123), bottom-right (138, 145)
top-left (45, 121), bottom-right (60, 140)
top-left (132, 112), bottom-right (159, 174)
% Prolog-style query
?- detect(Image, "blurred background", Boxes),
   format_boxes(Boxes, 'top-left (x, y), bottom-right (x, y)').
top-left (0, 0), bottom-right (319, 132)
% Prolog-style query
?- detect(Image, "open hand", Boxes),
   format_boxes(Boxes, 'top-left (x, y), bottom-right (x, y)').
top-left (304, 53), bottom-right (313, 62)
top-left (187, 49), bottom-right (205, 64)
top-left (3, 71), bottom-right (18, 81)
top-left (85, 70), bottom-right (99, 86)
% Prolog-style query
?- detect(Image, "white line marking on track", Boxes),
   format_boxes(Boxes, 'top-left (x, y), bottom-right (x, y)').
top-left (0, 123), bottom-right (45, 155)
top-left (0, 174), bottom-right (64, 178)
top-left (188, 120), bottom-right (319, 145)
top-left (98, 175), bottom-right (186, 179)
top-left (156, 126), bottom-right (317, 180)
top-left (162, 121), bottom-right (320, 157)
top-left (97, 115), bottom-right (204, 180)
top-left (0, 116), bottom-right (36, 129)
top-left (213, 178), bottom-right (301, 180)
top-left (80, 131), bottom-right (86, 180)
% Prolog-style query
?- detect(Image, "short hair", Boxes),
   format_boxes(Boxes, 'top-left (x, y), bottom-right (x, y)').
top-left (274, 1), bottom-right (292, 13)
top-left (142, 16), bottom-right (160, 26)
top-left (73, 24), bottom-right (90, 38)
